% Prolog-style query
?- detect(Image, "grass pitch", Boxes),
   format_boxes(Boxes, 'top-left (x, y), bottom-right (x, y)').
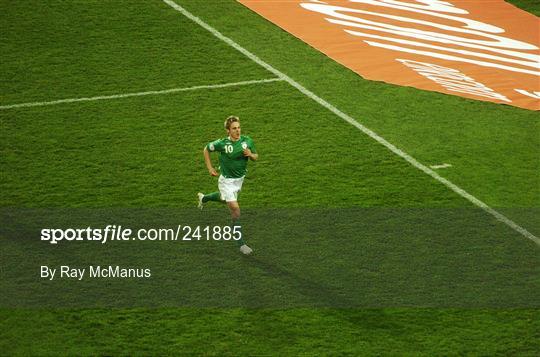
top-left (1, 0), bottom-right (539, 355)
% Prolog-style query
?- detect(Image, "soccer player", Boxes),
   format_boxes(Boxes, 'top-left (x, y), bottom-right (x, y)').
top-left (198, 116), bottom-right (258, 255)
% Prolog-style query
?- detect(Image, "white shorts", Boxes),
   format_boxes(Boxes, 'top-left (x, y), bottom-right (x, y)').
top-left (218, 175), bottom-right (244, 202)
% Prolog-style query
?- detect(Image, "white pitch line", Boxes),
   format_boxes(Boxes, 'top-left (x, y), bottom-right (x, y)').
top-left (430, 163), bottom-right (452, 169)
top-left (163, 0), bottom-right (540, 246)
top-left (0, 78), bottom-right (283, 110)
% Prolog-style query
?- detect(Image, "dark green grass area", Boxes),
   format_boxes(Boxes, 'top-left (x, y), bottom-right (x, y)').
top-left (1, 0), bottom-right (539, 355)
top-left (2, 208), bottom-right (539, 308)
top-left (1, 308), bottom-right (539, 356)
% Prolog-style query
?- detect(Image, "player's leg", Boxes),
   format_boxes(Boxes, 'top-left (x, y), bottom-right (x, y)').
top-left (215, 176), bottom-right (252, 254)
top-left (227, 201), bottom-right (252, 255)
top-left (227, 201), bottom-right (242, 242)
top-left (198, 192), bottom-right (224, 209)
top-left (203, 192), bottom-right (223, 203)
top-left (198, 176), bottom-right (227, 209)
top-left (227, 200), bottom-right (240, 221)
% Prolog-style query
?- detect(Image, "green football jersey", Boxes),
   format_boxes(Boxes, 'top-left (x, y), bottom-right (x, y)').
top-left (207, 135), bottom-right (257, 178)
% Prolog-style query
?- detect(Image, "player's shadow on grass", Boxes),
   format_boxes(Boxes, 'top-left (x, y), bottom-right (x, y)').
top-left (242, 256), bottom-right (402, 331)
top-left (246, 255), bottom-right (357, 308)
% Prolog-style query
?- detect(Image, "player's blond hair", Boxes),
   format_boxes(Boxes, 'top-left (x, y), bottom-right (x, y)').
top-left (224, 115), bottom-right (240, 130)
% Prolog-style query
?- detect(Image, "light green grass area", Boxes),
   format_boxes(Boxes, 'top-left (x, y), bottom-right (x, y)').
top-left (1, 0), bottom-right (539, 355)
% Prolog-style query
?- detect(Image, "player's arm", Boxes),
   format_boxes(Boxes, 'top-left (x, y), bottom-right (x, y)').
top-left (203, 146), bottom-right (218, 176)
top-left (244, 150), bottom-right (258, 161)
top-left (243, 138), bottom-right (258, 161)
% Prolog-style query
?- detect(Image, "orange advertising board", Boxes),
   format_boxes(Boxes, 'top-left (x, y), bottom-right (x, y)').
top-left (238, 0), bottom-right (540, 110)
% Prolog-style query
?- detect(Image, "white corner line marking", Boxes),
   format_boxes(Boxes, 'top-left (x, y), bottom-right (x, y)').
top-left (0, 78), bottom-right (283, 110)
top-left (162, 0), bottom-right (539, 246)
top-left (430, 163), bottom-right (452, 169)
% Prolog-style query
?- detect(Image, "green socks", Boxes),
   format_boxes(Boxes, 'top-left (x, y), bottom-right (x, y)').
top-left (202, 192), bottom-right (222, 203)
